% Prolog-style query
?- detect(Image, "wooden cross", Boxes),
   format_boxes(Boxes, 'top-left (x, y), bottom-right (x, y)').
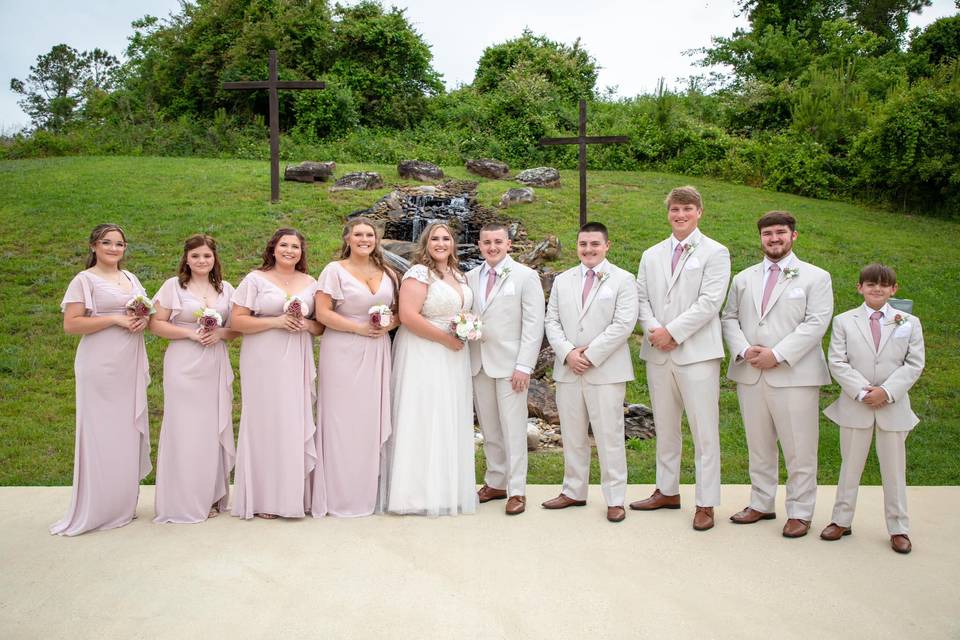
top-left (223, 50), bottom-right (325, 203)
top-left (540, 100), bottom-right (629, 227)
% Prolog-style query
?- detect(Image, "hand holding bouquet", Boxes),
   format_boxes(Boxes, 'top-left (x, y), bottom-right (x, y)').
top-left (284, 295), bottom-right (306, 319)
top-left (125, 295), bottom-right (156, 318)
top-left (194, 307), bottom-right (224, 333)
top-left (368, 304), bottom-right (393, 328)
top-left (451, 312), bottom-right (482, 342)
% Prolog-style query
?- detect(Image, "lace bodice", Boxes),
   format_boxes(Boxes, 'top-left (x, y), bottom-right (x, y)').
top-left (403, 265), bottom-right (473, 327)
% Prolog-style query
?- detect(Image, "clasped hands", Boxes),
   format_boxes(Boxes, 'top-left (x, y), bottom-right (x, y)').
top-left (118, 313), bottom-right (148, 333)
top-left (743, 345), bottom-right (779, 369)
top-left (861, 386), bottom-right (889, 408)
top-left (647, 327), bottom-right (677, 351)
top-left (565, 347), bottom-right (594, 375)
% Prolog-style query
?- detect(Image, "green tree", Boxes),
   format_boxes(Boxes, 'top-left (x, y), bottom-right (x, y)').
top-left (908, 15), bottom-right (960, 78)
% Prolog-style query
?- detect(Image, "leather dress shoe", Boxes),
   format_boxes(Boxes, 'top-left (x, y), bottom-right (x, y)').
top-left (729, 507), bottom-right (776, 524)
top-left (505, 495), bottom-right (526, 515)
top-left (782, 518), bottom-right (811, 538)
top-left (693, 506), bottom-right (715, 531)
top-left (819, 523), bottom-right (852, 541)
top-left (629, 489), bottom-right (680, 511)
top-left (477, 485), bottom-right (507, 503)
top-left (607, 506), bottom-right (626, 523)
top-left (541, 494), bottom-right (587, 509)
top-left (891, 534), bottom-right (912, 554)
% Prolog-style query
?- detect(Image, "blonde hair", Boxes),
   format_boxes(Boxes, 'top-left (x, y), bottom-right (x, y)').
top-left (413, 222), bottom-right (463, 281)
top-left (665, 186), bottom-right (703, 210)
top-left (339, 217), bottom-right (398, 302)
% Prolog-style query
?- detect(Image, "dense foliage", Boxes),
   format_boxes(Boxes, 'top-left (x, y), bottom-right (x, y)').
top-left (3, 0), bottom-right (959, 217)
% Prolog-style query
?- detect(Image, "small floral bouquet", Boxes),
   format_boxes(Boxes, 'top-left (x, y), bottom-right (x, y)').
top-left (193, 307), bottom-right (224, 333)
top-left (368, 304), bottom-right (393, 328)
top-left (783, 267), bottom-right (800, 280)
top-left (451, 311), bottom-right (483, 341)
top-left (125, 294), bottom-right (156, 318)
top-left (894, 314), bottom-right (908, 326)
top-left (284, 294), bottom-right (306, 319)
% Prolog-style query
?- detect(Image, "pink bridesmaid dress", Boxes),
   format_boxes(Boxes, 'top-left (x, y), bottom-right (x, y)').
top-left (51, 270), bottom-right (152, 536)
top-left (231, 272), bottom-right (319, 519)
top-left (311, 262), bottom-right (394, 517)
top-left (152, 278), bottom-right (236, 523)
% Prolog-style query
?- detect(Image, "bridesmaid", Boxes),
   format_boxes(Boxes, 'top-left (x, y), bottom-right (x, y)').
top-left (150, 234), bottom-right (237, 523)
top-left (52, 224), bottom-right (152, 536)
top-left (230, 228), bottom-right (323, 519)
top-left (311, 218), bottom-right (398, 517)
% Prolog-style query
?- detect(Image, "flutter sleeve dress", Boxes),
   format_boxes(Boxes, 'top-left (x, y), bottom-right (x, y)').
top-left (152, 277), bottom-right (236, 523)
top-left (230, 272), bottom-right (319, 519)
top-left (51, 270), bottom-right (151, 536)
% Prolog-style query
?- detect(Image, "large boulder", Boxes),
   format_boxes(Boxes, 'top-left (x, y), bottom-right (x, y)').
top-left (624, 403), bottom-right (655, 440)
top-left (498, 187), bottom-right (535, 208)
top-left (398, 160), bottom-right (444, 181)
top-left (329, 172), bottom-right (384, 192)
top-left (466, 158), bottom-right (510, 179)
top-left (381, 239), bottom-right (418, 261)
top-left (516, 167), bottom-right (560, 188)
top-left (516, 234), bottom-right (560, 268)
top-left (284, 161), bottom-right (335, 182)
top-left (527, 379), bottom-right (560, 425)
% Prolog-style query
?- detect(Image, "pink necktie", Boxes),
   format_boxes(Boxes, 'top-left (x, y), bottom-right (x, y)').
top-left (485, 268), bottom-right (497, 302)
top-left (671, 243), bottom-right (684, 274)
top-left (870, 310), bottom-right (883, 351)
top-left (582, 269), bottom-right (595, 306)
top-left (760, 263), bottom-right (780, 315)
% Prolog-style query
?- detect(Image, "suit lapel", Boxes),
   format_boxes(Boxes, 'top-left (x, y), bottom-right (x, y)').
top-left (467, 268), bottom-right (481, 314)
top-left (760, 274), bottom-right (791, 319)
top-left (750, 265), bottom-right (764, 318)
top-left (579, 270), bottom-right (608, 320)
top-left (667, 247), bottom-right (692, 293)
top-left (481, 258), bottom-right (512, 316)
top-left (877, 317), bottom-right (897, 354)
top-left (853, 309), bottom-right (875, 352)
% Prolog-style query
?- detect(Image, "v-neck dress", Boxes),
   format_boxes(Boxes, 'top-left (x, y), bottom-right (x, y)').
top-left (152, 277), bottom-right (236, 523)
top-left (311, 261), bottom-right (395, 517)
top-left (51, 270), bottom-right (152, 536)
top-left (230, 271), bottom-right (319, 519)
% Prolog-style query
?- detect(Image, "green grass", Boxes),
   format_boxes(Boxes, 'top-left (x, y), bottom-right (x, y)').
top-left (1, 156), bottom-right (958, 486)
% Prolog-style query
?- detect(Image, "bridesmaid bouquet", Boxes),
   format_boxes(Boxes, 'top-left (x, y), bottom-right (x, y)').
top-left (284, 295), bottom-right (306, 320)
top-left (193, 307), bottom-right (224, 333)
top-left (451, 312), bottom-right (482, 341)
top-left (368, 304), bottom-right (392, 327)
top-left (125, 295), bottom-right (156, 318)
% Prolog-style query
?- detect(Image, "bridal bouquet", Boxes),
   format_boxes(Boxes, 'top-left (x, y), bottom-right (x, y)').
top-left (368, 304), bottom-right (392, 328)
top-left (451, 312), bottom-right (482, 341)
top-left (193, 307), bottom-right (224, 333)
top-left (125, 295), bottom-right (156, 318)
top-left (284, 294), bottom-right (306, 319)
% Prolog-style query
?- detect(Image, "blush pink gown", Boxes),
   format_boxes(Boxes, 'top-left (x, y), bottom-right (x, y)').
top-left (51, 270), bottom-right (152, 536)
top-left (152, 278), bottom-right (236, 524)
top-left (231, 271), bottom-right (319, 519)
top-left (311, 262), bottom-right (394, 517)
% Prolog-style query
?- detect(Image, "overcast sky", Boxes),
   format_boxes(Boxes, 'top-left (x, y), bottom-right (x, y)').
top-left (1, 0), bottom-right (956, 132)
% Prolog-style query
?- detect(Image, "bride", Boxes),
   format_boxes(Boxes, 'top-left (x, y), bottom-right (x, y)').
top-left (380, 222), bottom-right (477, 516)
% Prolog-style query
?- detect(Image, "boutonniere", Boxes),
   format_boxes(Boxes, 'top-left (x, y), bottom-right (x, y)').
top-left (499, 267), bottom-right (512, 279)
top-left (783, 267), bottom-right (800, 280)
top-left (893, 314), bottom-right (907, 326)
top-left (681, 240), bottom-right (700, 255)
top-left (597, 271), bottom-right (610, 284)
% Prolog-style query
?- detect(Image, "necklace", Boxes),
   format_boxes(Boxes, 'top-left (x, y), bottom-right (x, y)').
top-left (188, 279), bottom-right (216, 305)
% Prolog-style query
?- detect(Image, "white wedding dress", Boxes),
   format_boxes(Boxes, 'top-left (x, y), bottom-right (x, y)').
top-left (380, 265), bottom-right (478, 516)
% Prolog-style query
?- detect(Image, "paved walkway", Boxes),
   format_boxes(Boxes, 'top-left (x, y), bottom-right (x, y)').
top-left (1, 484), bottom-right (957, 639)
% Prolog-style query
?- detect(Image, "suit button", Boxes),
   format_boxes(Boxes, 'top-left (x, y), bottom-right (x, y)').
top-left (759, 321), bottom-right (765, 326)
top-left (666, 297), bottom-right (671, 304)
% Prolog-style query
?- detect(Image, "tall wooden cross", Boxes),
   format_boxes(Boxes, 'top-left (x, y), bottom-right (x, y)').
top-left (223, 50), bottom-right (325, 203)
top-left (540, 100), bottom-right (629, 227)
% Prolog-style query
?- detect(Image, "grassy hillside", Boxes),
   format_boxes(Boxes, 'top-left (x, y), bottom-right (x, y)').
top-left (1, 156), bottom-right (957, 486)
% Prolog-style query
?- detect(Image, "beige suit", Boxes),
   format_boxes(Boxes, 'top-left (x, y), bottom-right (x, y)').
top-left (637, 229), bottom-right (730, 507)
top-left (467, 256), bottom-right (546, 496)
top-left (721, 255), bottom-right (833, 520)
top-left (545, 260), bottom-right (639, 507)
top-left (824, 305), bottom-right (925, 534)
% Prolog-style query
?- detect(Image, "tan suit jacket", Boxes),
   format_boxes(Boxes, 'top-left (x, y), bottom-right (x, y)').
top-left (467, 256), bottom-right (546, 378)
top-left (823, 307), bottom-right (925, 431)
top-left (722, 257), bottom-right (833, 387)
top-left (545, 262), bottom-right (639, 385)
top-left (637, 230), bottom-right (730, 365)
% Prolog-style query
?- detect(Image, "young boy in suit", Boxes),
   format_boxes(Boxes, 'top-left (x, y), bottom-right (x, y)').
top-left (820, 263), bottom-right (925, 554)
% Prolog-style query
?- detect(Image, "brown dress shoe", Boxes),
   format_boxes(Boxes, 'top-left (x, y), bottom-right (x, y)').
top-left (729, 507), bottom-right (777, 524)
top-left (693, 506), bottom-right (715, 531)
top-left (541, 494), bottom-right (587, 509)
top-left (607, 506), bottom-right (626, 523)
top-left (477, 485), bottom-right (508, 503)
top-left (891, 534), bottom-right (912, 554)
top-left (628, 489), bottom-right (680, 511)
top-left (782, 518), bottom-right (811, 538)
top-left (505, 496), bottom-right (526, 515)
top-left (820, 523), bottom-right (852, 541)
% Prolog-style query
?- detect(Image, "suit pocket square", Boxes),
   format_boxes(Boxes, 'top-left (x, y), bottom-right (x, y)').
top-left (787, 287), bottom-right (805, 299)
top-left (894, 323), bottom-right (912, 338)
top-left (501, 282), bottom-right (516, 296)
top-left (597, 289), bottom-right (615, 301)
top-left (683, 257), bottom-right (701, 270)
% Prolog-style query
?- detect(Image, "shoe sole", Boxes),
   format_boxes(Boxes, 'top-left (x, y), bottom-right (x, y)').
top-left (820, 529), bottom-right (852, 541)
top-left (729, 513), bottom-right (777, 524)
top-left (629, 503), bottom-right (681, 511)
top-left (782, 529), bottom-right (810, 538)
top-left (693, 522), bottom-right (715, 531)
top-left (478, 494), bottom-right (508, 503)
top-left (541, 502), bottom-right (587, 509)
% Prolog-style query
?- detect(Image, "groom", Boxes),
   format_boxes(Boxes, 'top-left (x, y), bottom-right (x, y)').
top-left (467, 223), bottom-right (545, 515)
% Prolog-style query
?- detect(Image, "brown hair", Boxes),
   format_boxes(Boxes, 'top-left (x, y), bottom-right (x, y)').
top-left (757, 211), bottom-right (796, 232)
top-left (177, 234), bottom-right (224, 293)
top-left (339, 217), bottom-right (399, 302)
top-left (665, 186), bottom-right (703, 210)
top-left (259, 228), bottom-right (308, 273)
top-left (413, 222), bottom-right (463, 282)
top-left (479, 222), bottom-right (511, 237)
top-left (85, 223), bottom-right (127, 269)
top-left (859, 263), bottom-right (897, 286)
top-left (578, 221), bottom-right (609, 241)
